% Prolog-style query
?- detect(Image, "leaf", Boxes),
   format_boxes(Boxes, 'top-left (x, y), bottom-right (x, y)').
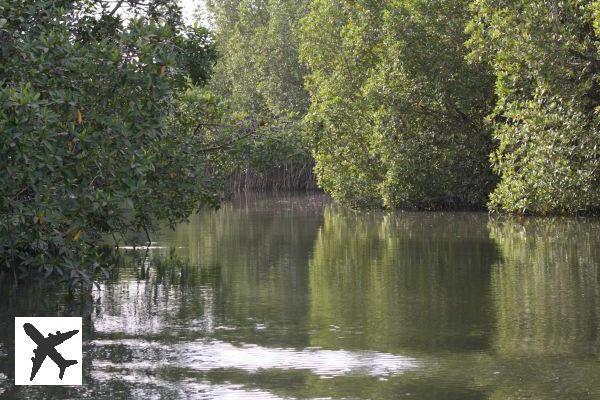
top-left (36, 210), bottom-right (46, 225)
top-left (73, 229), bottom-right (83, 241)
top-left (76, 109), bottom-right (83, 125)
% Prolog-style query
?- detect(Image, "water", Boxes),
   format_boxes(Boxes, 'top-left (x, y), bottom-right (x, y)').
top-left (1, 193), bottom-right (600, 399)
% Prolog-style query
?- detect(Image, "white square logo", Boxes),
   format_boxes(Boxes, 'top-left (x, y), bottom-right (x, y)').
top-left (15, 317), bottom-right (82, 385)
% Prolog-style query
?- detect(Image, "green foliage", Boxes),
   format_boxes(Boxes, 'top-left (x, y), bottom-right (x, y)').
top-left (300, 0), bottom-right (496, 209)
top-left (0, 0), bottom-right (219, 285)
top-left (205, 0), bottom-right (314, 190)
top-left (174, 26), bottom-right (217, 86)
top-left (300, 0), bottom-right (387, 208)
top-left (467, 0), bottom-right (600, 214)
top-left (372, 0), bottom-right (496, 209)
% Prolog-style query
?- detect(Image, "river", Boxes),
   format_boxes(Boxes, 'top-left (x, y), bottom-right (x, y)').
top-left (1, 193), bottom-right (599, 399)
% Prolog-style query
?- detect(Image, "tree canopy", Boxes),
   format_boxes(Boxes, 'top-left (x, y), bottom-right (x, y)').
top-left (205, 0), bottom-right (314, 191)
top-left (300, 0), bottom-right (496, 209)
top-left (467, 0), bottom-right (600, 214)
top-left (0, 0), bottom-right (218, 284)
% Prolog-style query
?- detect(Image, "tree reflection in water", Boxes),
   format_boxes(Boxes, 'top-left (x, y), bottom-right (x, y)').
top-left (1, 194), bottom-right (600, 399)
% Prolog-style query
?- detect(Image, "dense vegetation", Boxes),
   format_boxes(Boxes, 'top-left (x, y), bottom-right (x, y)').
top-left (301, 0), bottom-right (497, 209)
top-left (203, 0), bottom-right (315, 191)
top-left (0, 0), bottom-right (220, 284)
top-left (467, 0), bottom-right (600, 214)
top-left (2, 0), bottom-right (600, 284)
top-left (299, 0), bottom-right (600, 213)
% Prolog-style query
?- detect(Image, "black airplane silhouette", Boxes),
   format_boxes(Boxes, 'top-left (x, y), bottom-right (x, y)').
top-left (23, 323), bottom-right (79, 381)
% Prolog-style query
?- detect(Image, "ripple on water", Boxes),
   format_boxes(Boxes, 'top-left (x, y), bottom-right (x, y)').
top-left (0, 373), bottom-right (7, 396)
top-left (92, 369), bottom-right (287, 399)
top-left (92, 339), bottom-right (419, 378)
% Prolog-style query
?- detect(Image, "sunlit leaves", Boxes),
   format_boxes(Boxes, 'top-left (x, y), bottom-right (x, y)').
top-left (468, 0), bottom-right (600, 214)
top-left (300, 0), bottom-right (495, 209)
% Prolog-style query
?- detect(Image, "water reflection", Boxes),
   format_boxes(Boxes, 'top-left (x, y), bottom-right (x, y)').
top-left (2, 194), bottom-right (600, 399)
top-left (483, 217), bottom-right (600, 400)
top-left (489, 217), bottom-right (600, 356)
top-left (91, 370), bottom-right (288, 400)
top-left (308, 208), bottom-right (498, 353)
top-left (93, 194), bottom-right (328, 348)
top-left (93, 281), bottom-right (216, 335)
top-left (92, 339), bottom-right (418, 377)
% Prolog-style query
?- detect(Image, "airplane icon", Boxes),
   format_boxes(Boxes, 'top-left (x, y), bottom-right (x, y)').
top-left (23, 323), bottom-right (79, 381)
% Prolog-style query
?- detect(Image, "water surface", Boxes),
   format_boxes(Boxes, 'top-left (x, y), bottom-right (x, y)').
top-left (1, 193), bottom-right (600, 399)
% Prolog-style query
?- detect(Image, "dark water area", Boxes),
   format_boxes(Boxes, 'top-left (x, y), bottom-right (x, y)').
top-left (1, 193), bottom-right (600, 399)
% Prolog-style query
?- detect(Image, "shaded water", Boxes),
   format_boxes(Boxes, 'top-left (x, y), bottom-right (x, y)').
top-left (1, 193), bottom-right (600, 399)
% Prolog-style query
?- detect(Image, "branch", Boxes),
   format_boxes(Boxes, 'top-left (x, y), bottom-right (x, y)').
top-left (198, 129), bottom-right (256, 153)
top-left (194, 120), bottom-right (296, 153)
top-left (192, 122), bottom-right (241, 137)
top-left (107, 0), bottom-right (125, 17)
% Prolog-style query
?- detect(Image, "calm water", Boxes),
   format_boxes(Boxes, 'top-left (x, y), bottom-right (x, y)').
top-left (1, 193), bottom-right (600, 399)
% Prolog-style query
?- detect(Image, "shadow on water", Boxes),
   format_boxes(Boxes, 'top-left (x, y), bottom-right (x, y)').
top-left (1, 193), bottom-right (600, 399)
top-left (0, 282), bottom-right (94, 399)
